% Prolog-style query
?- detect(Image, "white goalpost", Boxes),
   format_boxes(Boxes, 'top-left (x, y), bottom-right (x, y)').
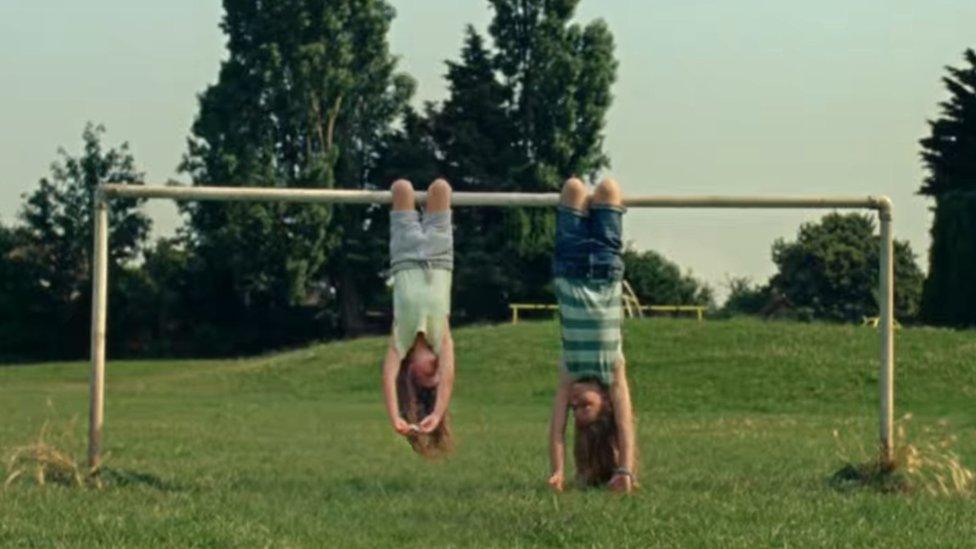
top-left (88, 183), bottom-right (896, 471)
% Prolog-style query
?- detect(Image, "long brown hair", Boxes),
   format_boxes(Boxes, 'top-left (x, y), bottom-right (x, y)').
top-left (573, 380), bottom-right (618, 487)
top-left (573, 407), bottom-right (617, 486)
top-left (396, 362), bottom-right (453, 459)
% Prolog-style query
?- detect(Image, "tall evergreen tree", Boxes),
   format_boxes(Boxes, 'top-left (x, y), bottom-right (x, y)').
top-left (182, 0), bottom-right (414, 340)
top-left (489, 0), bottom-right (616, 187)
top-left (429, 27), bottom-right (522, 319)
top-left (490, 0), bottom-right (617, 303)
top-left (919, 49), bottom-right (976, 326)
top-left (434, 26), bottom-right (518, 189)
top-left (429, 1), bottom-right (618, 314)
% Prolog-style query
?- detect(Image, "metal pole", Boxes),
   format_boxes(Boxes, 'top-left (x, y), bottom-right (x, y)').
top-left (88, 190), bottom-right (109, 474)
top-left (877, 198), bottom-right (895, 466)
top-left (100, 184), bottom-right (888, 211)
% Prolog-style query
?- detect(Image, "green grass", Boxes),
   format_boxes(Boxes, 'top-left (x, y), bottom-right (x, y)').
top-left (1, 318), bottom-right (974, 547)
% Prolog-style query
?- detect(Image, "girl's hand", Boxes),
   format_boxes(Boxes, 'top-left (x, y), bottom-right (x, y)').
top-left (392, 417), bottom-right (413, 436)
top-left (417, 412), bottom-right (442, 433)
top-left (608, 473), bottom-right (634, 493)
top-left (548, 471), bottom-right (564, 492)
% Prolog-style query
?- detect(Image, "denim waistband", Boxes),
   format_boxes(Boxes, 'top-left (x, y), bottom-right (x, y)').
top-left (553, 262), bottom-right (623, 281)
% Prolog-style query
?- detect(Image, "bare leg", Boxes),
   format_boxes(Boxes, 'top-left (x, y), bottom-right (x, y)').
top-left (560, 177), bottom-right (589, 211)
top-left (391, 179), bottom-right (415, 211)
top-left (426, 178), bottom-right (452, 213)
top-left (592, 177), bottom-right (622, 207)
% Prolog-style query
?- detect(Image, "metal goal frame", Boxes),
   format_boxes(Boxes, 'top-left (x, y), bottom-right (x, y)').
top-left (87, 184), bottom-right (896, 471)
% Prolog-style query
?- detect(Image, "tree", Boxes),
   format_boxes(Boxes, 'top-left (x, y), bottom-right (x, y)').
top-left (15, 123), bottom-right (150, 357)
top-left (919, 49), bottom-right (976, 326)
top-left (181, 0), bottom-right (414, 340)
top-left (489, 0), bottom-right (616, 186)
top-left (0, 224), bottom-right (50, 359)
top-left (769, 213), bottom-right (923, 322)
top-left (487, 0), bottom-right (617, 269)
top-left (426, 26), bottom-right (522, 320)
top-left (434, 26), bottom-right (519, 190)
top-left (623, 248), bottom-right (713, 307)
top-left (409, 2), bottom-right (619, 319)
top-left (21, 124), bottom-right (150, 297)
top-left (721, 276), bottom-right (771, 316)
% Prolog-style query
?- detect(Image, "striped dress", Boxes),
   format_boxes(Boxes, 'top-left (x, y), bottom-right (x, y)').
top-left (554, 276), bottom-right (623, 386)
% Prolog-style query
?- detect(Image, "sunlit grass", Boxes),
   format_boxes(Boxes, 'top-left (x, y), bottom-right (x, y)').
top-left (0, 318), bottom-right (973, 546)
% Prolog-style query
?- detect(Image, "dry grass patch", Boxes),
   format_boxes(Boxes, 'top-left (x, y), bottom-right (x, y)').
top-left (831, 414), bottom-right (974, 496)
top-left (3, 418), bottom-right (88, 488)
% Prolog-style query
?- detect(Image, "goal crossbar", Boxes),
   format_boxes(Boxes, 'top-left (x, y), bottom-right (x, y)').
top-left (102, 183), bottom-right (890, 209)
top-left (88, 184), bottom-right (896, 471)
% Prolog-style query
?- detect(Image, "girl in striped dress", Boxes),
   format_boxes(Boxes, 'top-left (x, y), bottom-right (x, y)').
top-left (381, 178), bottom-right (455, 458)
top-left (547, 177), bottom-right (637, 492)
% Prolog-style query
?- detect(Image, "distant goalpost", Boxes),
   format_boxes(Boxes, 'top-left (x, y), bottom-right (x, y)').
top-left (87, 184), bottom-right (896, 471)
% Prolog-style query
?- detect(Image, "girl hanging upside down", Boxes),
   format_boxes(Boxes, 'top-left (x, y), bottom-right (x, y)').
top-left (548, 177), bottom-right (637, 493)
top-left (381, 178), bottom-right (456, 459)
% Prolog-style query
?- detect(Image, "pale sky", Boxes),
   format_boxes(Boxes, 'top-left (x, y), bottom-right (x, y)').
top-left (2, 1), bottom-right (973, 297)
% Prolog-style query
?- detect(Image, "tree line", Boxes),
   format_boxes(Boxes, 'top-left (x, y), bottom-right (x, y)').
top-left (724, 48), bottom-right (976, 326)
top-left (0, 2), bottom-right (971, 361)
top-left (2, 0), bottom-right (647, 360)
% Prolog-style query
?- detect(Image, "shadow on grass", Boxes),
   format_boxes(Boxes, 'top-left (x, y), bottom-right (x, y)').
top-left (99, 468), bottom-right (186, 492)
top-left (332, 474), bottom-right (565, 499)
top-left (828, 462), bottom-right (909, 494)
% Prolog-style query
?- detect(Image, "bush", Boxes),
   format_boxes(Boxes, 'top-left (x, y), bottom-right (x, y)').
top-left (623, 247), bottom-right (713, 307)
top-left (769, 213), bottom-right (923, 322)
top-left (721, 276), bottom-right (771, 316)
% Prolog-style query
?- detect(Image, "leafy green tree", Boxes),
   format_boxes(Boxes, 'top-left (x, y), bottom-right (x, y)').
top-left (0, 224), bottom-right (51, 359)
top-left (182, 0), bottom-right (414, 338)
top-left (623, 248), bottom-right (713, 307)
top-left (13, 123), bottom-right (150, 357)
top-left (20, 124), bottom-right (150, 298)
top-left (113, 238), bottom-right (193, 356)
top-left (770, 213), bottom-right (923, 322)
top-left (919, 49), bottom-right (976, 326)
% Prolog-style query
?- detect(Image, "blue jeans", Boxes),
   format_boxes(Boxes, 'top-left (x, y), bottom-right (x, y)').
top-left (553, 204), bottom-right (625, 280)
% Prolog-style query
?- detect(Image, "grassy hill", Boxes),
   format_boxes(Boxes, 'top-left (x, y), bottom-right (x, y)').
top-left (1, 318), bottom-right (974, 547)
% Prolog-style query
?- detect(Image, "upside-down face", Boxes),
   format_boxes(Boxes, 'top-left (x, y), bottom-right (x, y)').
top-left (407, 338), bottom-right (439, 388)
top-left (570, 380), bottom-right (608, 427)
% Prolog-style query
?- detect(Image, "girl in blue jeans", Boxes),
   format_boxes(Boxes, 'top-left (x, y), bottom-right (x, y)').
top-left (547, 177), bottom-right (637, 493)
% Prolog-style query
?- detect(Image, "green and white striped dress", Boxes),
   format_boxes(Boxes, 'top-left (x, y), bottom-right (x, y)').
top-left (554, 277), bottom-right (623, 386)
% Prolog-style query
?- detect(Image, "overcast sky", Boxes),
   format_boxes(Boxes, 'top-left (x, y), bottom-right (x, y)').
top-left (1, 1), bottom-right (973, 296)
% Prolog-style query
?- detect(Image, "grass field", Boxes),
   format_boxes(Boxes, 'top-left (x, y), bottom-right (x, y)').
top-left (1, 318), bottom-right (974, 547)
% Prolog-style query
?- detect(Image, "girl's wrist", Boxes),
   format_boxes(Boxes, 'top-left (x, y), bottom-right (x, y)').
top-left (613, 467), bottom-right (635, 479)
